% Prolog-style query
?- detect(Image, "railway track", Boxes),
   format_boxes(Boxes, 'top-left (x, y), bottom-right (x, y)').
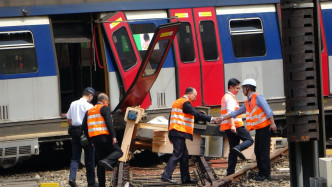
top-left (215, 146), bottom-right (289, 186)
top-left (112, 146), bottom-right (289, 187)
top-left (0, 146), bottom-right (288, 187)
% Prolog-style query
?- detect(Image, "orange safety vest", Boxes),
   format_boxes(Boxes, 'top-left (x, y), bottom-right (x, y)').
top-left (220, 93), bottom-right (244, 131)
top-left (87, 104), bottom-right (110, 138)
top-left (245, 93), bottom-right (271, 131)
top-left (169, 97), bottom-right (195, 135)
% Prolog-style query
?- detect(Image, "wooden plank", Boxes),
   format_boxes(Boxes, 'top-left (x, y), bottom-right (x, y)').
top-left (118, 121), bottom-right (136, 162)
top-left (152, 131), bottom-right (201, 155)
top-left (136, 123), bottom-right (168, 131)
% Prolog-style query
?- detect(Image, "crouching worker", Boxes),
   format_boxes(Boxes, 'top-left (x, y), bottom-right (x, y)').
top-left (83, 93), bottom-right (123, 187)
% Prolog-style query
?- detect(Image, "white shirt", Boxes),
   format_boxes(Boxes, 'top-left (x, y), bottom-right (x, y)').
top-left (224, 91), bottom-right (239, 114)
top-left (66, 98), bottom-right (93, 126)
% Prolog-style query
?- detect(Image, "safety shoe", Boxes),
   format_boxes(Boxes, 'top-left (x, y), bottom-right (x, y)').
top-left (182, 179), bottom-right (197, 184)
top-left (231, 147), bottom-right (246, 160)
top-left (98, 160), bottom-right (113, 171)
top-left (69, 180), bottom-right (77, 187)
top-left (161, 177), bottom-right (178, 184)
top-left (87, 183), bottom-right (99, 187)
top-left (255, 175), bottom-right (271, 181)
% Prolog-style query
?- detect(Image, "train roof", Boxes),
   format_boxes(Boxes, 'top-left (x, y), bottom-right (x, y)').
top-left (0, 0), bottom-right (280, 18)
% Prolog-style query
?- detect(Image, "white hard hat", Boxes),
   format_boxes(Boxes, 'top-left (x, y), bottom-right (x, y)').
top-left (242, 78), bottom-right (256, 87)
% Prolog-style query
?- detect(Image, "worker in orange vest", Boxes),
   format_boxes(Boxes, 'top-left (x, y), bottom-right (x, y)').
top-left (161, 87), bottom-right (220, 184)
top-left (221, 79), bottom-right (277, 181)
top-left (220, 78), bottom-right (253, 176)
top-left (82, 93), bottom-right (123, 187)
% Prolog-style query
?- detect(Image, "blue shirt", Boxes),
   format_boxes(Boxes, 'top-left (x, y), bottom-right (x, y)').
top-left (230, 93), bottom-right (274, 119)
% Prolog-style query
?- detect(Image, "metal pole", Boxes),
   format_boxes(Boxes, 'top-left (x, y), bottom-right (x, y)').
top-left (295, 143), bottom-right (304, 187)
top-left (313, 140), bottom-right (319, 177)
top-left (280, 0), bottom-right (325, 186)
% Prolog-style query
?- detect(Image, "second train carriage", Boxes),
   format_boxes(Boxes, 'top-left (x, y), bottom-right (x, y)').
top-left (0, 0), bottom-right (332, 168)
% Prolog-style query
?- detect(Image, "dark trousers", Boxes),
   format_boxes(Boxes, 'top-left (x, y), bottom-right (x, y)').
top-left (162, 136), bottom-right (191, 182)
top-left (69, 136), bottom-right (96, 185)
top-left (254, 125), bottom-right (271, 177)
top-left (95, 141), bottom-right (123, 187)
top-left (225, 126), bottom-right (253, 175)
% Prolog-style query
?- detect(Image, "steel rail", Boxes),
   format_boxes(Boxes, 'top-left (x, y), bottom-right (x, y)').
top-left (113, 147), bottom-right (288, 186)
top-left (214, 146), bottom-right (289, 186)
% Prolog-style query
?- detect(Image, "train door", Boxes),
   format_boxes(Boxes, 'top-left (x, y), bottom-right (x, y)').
top-left (170, 7), bottom-right (224, 106)
top-left (114, 22), bottom-right (180, 111)
top-left (101, 12), bottom-right (151, 109)
top-left (125, 10), bottom-right (177, 109)
top-left (51, 14), bottom-right (105, 113)
top-left (321, 2), bottom-right (332, 95)
top-left (319, 4), bottom-right (329, 96)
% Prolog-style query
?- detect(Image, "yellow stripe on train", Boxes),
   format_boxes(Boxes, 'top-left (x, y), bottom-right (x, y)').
top-left (160, 31), bottom-right (173, 37)
top-left (199, 12), bottom-right (212, 17)
top-left (110, 17), bottom-right (122, 29)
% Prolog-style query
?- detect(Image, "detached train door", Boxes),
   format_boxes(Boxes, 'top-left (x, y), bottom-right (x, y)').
top-left (319, 4), bottom-right (329, 96)
top-left (170, 7), bottom-right (224, 106)
top-left (101, 12), bottom-right (151, 108)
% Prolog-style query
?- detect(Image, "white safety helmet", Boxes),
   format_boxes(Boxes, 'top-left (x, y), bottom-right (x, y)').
top-left (242, 78), bottom-right (256, 87)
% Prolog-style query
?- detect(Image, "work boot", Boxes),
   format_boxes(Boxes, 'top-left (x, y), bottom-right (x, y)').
top-left (161, 176), bottom-right (177, 184)
top-left (182, 179), bottom-right (197, 184)
top-left (255, 175), bottom-right (271, 181)
top-left (98, 160), bottom-right (113, 171)
top-left (69, 180), bottom-right (77, 187)
top-left (231, 147), bottom-right (246, 160)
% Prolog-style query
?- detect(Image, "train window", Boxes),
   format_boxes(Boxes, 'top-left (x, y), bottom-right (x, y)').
top-left (143, 39), bottom-right (170, 77)
top-left (112, 27), bottom-right (137, 71)
top-left (177, 22), bottom-right (195, 63)
top-left (230, 18), bottom-right (266, 58)
top-left (130, 23), bottom-right (156, 58)
top-left (0, 31), bottom-right (38, 74)
top-left (199, 21), bottom-right (219, 61)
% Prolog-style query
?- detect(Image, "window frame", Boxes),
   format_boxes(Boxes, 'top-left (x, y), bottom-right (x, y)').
top-left (176, 21), bottom-right (196, 64)
top-left (142, 39), bottom-right (170, 77)
top-left (130, 23), bottom-right (157, 58)
top-left (229, 17), bottom-right (267, 58)
top-left (0, 30), bottom-right (35, 49)
top-left (198, 20), bottom-right (219, 61)
top-left (0, 30), bottom-right (38, 75)
top-left (111, 26), bottom-right (138, 72)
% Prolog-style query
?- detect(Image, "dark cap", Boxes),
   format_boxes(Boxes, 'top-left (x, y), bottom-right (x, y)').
top-left (84, 87), bottom-right (95, 95)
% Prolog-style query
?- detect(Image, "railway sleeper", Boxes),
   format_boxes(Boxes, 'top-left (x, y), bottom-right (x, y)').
top-left (105, 147), bottom-right (289, 186)
top-left (112, 156), bottom-right (224, 187)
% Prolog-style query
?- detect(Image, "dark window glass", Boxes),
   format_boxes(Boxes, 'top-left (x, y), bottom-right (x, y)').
top-left (143, 39), bottom-right (170, 77)
top-left (177, 22), bottom-right (195, 63)
top-left (130, 23), bottom-right (157, 58)
top-left (200, 21), bottom-right (219, 61)
top-left (0, 31), bottom-right (38, 74)
top-left (230, 18), bottom-right (266, 58)
top-left (112, 27), bottom-right (137, 71)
